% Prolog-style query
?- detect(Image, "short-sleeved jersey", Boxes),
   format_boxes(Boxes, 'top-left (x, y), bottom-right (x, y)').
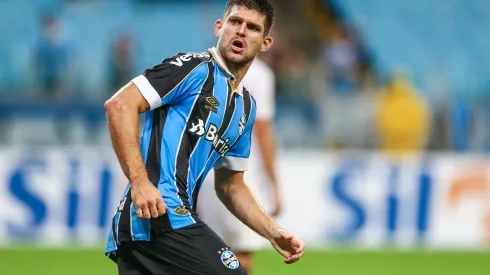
top-left (106, 47), bottom-right (257, 259)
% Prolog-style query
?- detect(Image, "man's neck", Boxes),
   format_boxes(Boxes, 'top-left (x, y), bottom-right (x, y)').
top-left (227, 61), bottom-right (253, 87)
top-left (216, 49), bottom-right (253, 87)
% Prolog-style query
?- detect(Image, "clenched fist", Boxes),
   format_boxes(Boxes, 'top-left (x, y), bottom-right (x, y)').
top-left (131, 181), bottom-right (169, 219)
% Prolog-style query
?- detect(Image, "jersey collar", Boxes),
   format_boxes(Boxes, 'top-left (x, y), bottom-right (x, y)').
top-left (209, 47), bottom-right (243, 96)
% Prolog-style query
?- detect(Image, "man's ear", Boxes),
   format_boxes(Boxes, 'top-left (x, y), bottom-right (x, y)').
top-left (214, 19), bottom-right (223, 38)
top-left (260, 36), bottom-right (274, 52)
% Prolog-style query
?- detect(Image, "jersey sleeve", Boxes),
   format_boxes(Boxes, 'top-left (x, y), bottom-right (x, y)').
top-left (214, 97), bottom-right (257, 172)
top-left (131, 52), bottom-right (209, 110)
top-left (242, 60), bottom-right (275, 120)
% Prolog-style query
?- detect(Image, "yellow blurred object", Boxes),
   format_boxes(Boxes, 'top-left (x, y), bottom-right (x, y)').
top-left (376, 76), bottom-right (430, 156)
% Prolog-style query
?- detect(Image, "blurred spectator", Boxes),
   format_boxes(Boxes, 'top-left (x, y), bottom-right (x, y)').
top-left (375, 72), bottom-right (430, 155)
top-left (34, 14), bottom-right (74, 98)
top-left (107, 33), bottom-right (134, 97)
top-left (321, 21), bottom-right (359, 96)
top-left (267, 36), bottom-right (312, 99)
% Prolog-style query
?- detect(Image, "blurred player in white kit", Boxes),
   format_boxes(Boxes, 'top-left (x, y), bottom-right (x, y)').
top-left (197, 55), bottom-right (281, 274)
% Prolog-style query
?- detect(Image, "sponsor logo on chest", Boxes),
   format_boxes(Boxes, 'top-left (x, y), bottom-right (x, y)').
top-left (188, 119), bottom-right (231, 156)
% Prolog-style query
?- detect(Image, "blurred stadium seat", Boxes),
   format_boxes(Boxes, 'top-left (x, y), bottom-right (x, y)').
top-left (330, 0), bottom-right (490, 95)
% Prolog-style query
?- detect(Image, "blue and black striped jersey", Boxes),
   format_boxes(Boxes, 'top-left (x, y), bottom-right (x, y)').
top-left (105, 47), bottom-right (257, 258)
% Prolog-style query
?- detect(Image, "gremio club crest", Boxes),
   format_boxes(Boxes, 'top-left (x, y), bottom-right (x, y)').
top-left (218, 247), bottom-right (240, 269)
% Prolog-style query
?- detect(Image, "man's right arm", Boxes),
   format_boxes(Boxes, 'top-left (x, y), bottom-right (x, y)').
top-left (104, 82), bottom-right (149, 186)
top-left (104, 82), bottom-right (167, 219)
top-left (105, 52), bottom-right (210, 220)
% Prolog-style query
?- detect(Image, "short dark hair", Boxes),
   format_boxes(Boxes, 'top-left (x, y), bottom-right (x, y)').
top-left (223, 0), bottom-right (275, 35)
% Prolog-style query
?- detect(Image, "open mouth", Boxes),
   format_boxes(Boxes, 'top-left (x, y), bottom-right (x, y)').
top-left (233, 40), bottom-right (243, 48)
top-left (231, 40), bottom-right (244, 52)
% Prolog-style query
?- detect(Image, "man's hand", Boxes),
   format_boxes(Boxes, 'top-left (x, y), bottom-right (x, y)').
top-left (131, 181), bottom-right (168, 219)
top-left (269, 228), bottom-right (305, 264)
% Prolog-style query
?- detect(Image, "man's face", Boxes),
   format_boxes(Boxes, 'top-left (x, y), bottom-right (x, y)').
top-left (215, 6), bottom-right (273, 67)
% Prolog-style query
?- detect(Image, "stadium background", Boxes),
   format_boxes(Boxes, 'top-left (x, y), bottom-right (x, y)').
top-left (1, 0), bottom-right (489, 274)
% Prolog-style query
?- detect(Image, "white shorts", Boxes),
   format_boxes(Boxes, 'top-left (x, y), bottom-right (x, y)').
top-left (196, 170), bottom-right (270, 252)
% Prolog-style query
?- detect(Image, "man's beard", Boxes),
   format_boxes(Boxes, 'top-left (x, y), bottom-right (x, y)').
top-left (218, 43), bottom-right (255, 68)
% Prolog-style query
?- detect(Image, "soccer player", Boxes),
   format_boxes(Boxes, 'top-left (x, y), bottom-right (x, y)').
top-left (197, 53), bottom-right (280, 274)
top-left (103, 1), bottom-right (304, 274)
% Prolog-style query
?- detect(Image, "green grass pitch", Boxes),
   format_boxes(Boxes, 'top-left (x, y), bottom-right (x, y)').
top-left (0, 248), bottom-right (488, 275)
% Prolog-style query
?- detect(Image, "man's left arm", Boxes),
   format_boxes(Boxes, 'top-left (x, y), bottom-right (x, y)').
top-left (212, 98), bottom-right (304, 264)
top-left (214, 168), bottom-right (304, 264)
top-left (214, 169), bottom-right (274, 239)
